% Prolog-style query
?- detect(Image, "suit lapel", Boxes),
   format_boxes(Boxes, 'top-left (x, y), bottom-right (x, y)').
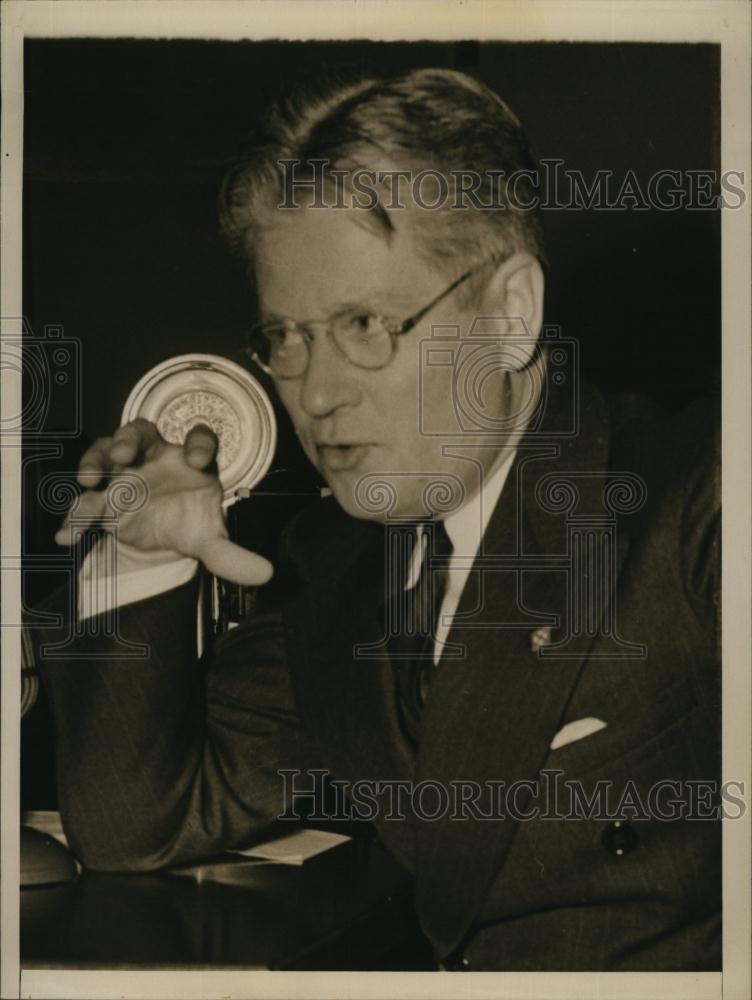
top-left (413, 380), bottom-right (619, 956)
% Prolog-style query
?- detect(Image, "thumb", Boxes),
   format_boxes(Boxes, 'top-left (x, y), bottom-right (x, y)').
top-left (198, 536), bottom-right (274, 586)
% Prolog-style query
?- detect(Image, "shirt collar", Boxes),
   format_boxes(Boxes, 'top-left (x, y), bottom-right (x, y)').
top-left (442, 448), bottom-right (516, 559)
top-left (405, 449), bottom-right (516, 589)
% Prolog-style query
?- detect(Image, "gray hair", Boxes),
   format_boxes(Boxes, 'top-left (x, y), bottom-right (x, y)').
top-left (220, 67), bottom-right (546, 304)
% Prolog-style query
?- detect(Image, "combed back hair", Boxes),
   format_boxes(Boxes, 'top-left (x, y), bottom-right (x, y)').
top-left (220, 67), bottom-right (546, 307)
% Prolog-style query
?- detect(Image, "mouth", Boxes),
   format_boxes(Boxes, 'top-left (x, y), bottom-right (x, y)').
top-left (317, 443), bottom-right (373, 472)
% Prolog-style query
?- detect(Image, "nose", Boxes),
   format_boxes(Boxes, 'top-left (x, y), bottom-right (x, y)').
top-left (298, 328), bottom-right (362, 418)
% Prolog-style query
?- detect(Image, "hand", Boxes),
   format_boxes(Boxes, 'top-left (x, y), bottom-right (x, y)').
top-left (55, 419), bottom-right (273, 587)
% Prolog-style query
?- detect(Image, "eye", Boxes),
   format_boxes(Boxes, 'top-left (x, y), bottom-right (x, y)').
top-left (263, 325), bottom-right (287, 347)
top-left (263, 324), bottom-right (302, 351)
top-left (337, 314), bottom-right (387, 343)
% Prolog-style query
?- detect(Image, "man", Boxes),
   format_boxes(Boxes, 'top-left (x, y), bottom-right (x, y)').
top-left (39, 68), bottom-right (721, 970)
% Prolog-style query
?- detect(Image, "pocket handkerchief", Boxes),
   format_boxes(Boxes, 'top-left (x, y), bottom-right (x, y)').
top-left (550, 717), bottom-right (607, 750)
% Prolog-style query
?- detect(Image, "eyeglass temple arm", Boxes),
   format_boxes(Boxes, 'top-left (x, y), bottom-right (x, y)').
top-left (396, 266), bottom-right (478, 335)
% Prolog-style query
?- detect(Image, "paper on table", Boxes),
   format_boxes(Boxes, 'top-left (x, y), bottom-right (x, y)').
top-left (229, 828), bottom-right (351, 866)
top-left (22, 810), bottom-right (69, 848)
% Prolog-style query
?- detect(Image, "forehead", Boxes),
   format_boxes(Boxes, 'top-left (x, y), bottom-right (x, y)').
top-left (254, 207), bottom-right (438, 319)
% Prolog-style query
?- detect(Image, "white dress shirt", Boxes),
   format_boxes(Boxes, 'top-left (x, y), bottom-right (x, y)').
top-left (78, 538), bottom-right (198, 622)
top-left (405, 450), bottom-right (515, 664)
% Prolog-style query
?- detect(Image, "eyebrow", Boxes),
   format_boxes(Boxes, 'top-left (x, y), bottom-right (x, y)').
top-left (259, 294), bottom-right (411, 324)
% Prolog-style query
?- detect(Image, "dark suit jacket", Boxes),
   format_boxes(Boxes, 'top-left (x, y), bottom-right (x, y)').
top-left (36, 378), bottom-right (721, 971)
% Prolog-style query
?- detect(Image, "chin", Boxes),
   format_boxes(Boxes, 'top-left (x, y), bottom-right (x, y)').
top-left (319, 473), bottom-right (389, 522)
top-left (328, 483), bottom-right (386, 522)
top-left (346, 487), bottom-right (434, 524)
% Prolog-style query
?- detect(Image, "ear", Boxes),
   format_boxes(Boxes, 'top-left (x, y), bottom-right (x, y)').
top-left (482, 252), bottom-right (545, 369)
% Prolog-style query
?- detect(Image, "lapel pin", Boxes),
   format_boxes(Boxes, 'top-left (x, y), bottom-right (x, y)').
top-left (530, 626), bottom-right (553, 652)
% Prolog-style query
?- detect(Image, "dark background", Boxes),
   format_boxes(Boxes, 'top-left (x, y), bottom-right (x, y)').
top-left (22, 39), bottom-right (721, 805)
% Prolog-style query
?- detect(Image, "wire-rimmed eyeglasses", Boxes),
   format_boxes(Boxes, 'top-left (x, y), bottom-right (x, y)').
top-left (245, 257), bottom-right (499, 379)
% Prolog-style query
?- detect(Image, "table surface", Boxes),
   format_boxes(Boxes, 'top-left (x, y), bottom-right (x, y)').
top-left (20, 820), bottom-right (432, 971)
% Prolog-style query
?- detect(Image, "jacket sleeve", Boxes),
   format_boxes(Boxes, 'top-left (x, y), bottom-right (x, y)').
top-left (34, 575), bottom-right (305, 872)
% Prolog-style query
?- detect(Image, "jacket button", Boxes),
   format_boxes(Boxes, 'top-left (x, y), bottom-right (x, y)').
top-left (601, 820), bottom-right (639, 856)
top-left (529, 626), bottom-right (553, 652)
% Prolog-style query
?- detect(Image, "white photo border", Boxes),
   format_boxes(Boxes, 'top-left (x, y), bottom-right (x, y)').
top-left (2, 2), bottom-right (749, 998)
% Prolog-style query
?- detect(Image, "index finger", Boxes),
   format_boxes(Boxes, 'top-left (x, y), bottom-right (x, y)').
top-left (184, 423), bottom-right (219, 470)
top-left (110, 419), bottom-right (162, 465)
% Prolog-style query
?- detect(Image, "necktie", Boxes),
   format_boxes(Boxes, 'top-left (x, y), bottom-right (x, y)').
top-left (386, 520), bottom-right (453, 743)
